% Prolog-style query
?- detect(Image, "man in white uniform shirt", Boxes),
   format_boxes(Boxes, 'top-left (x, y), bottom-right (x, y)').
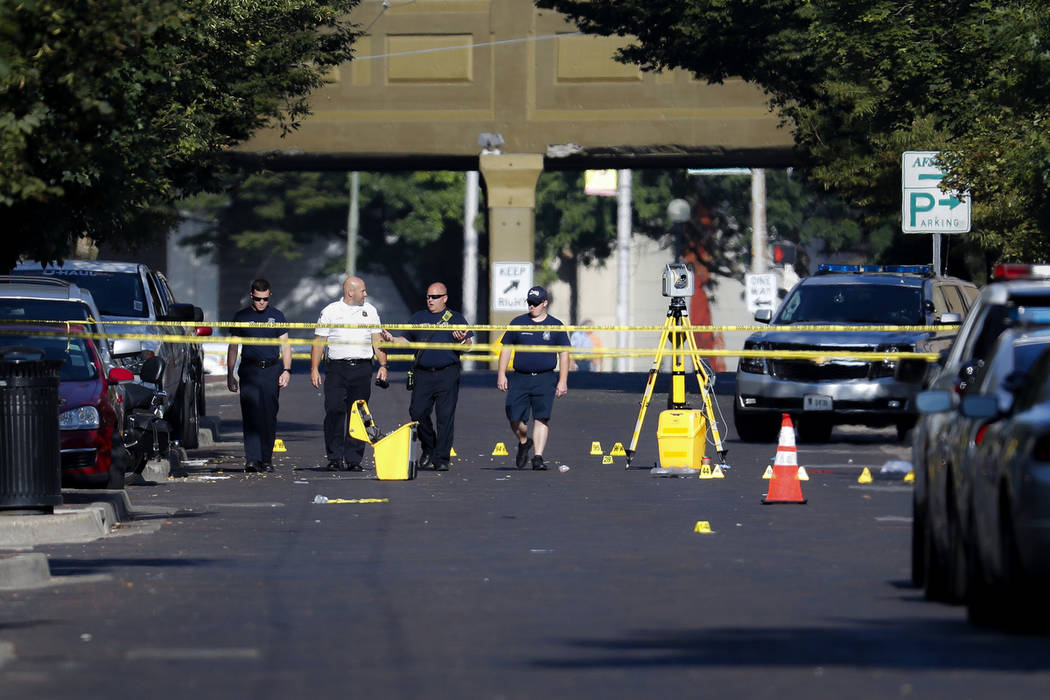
top-left (310, 276), bottom-right (391, 471)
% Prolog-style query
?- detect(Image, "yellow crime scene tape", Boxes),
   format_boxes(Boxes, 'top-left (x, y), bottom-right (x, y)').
top-left (0, 318), bottom-right (947, 363)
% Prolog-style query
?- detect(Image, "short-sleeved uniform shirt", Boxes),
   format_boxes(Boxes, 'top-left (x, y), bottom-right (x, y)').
top-left (314, 300), bottom-right (382, 360)
top-left (233, 305), bottom-right (288, 362)
top-left (502, 314), bottom-right (570, 372)
top-left (405, 308), bottom-right (473, 368)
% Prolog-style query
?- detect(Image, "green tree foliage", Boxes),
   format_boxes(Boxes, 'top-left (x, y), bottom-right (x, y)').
top-left (536, 0), bottom-right (1050, 266)
top-left (0, 0), bottom-right (360, 271)
top-left (183, 170), bottom-right (476, 305)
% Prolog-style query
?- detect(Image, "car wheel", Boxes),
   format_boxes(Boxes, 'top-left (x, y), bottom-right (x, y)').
top-left (732, 404), bottom-right (779, 442)
top-left (176, 381), bottom-right (200, 449)
top-left (924, 509), bottom-right (951, 601)
top-left (966, 512), bottom-right (1000, 627)
top-left (945, 480), bottom-right (967, 603)
top-left (196, 369), bottom-right (207, 419)
top-left (797, 417), bottom-right (833, 443)
top-left (106, 459), bottom-right (125, 490)
top-left (911, 492), bottom-right (926, 588)
top-left (168, 445), bottom-right (189, 478)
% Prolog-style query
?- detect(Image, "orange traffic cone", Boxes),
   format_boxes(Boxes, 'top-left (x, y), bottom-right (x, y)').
top-left (762, 414), bottom-right (807, 504)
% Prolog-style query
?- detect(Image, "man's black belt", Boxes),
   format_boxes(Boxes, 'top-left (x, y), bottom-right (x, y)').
top-left (417, 364), bottom-right (457, 372)
top-left (515, 369), bottom-right (554, 375)
top-left (242, 358), bottom-right (281, 368)
top-left (328, 357), bottom-right (371, 365)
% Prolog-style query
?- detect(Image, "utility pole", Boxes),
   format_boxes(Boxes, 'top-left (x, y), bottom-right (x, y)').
top-left (616, 169), bottom-right (632, 373)
top-left (346, 171), bottom-right (360, 276)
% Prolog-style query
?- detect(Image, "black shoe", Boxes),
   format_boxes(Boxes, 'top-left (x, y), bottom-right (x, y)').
top-left (515, 438), bottom-right (534, 468)
top-left (326, 459), bottom-right (342, 472)
top-left (346, 463), bottom-right (363, 472)
top-left (418, 450), bottom-right (432, 469)
top-left (261, 462), bottom-right (274, 473)
top-left (531, 455), bottom-right (547, 471)
top-left (245, 461), bottom-right (261, 473)
top-left (433, 461), bottom-right (450, 471)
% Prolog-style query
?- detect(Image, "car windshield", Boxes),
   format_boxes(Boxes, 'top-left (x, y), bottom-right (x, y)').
top-left (0, 299), bottom-right (92, 322)
top-left (18, 270), bottom-right (148, 318)
top-left (777, 284), bottom-right (923, 324)
top-left (0, 335), bottom-right (98, 381)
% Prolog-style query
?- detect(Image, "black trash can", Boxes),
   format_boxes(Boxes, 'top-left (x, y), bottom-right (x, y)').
top-left (0, 346), bottom-right (63, 514)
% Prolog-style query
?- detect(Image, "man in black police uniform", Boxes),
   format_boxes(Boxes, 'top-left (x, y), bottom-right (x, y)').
top-left (388, 282), bottom-right (473, 471)
top-left (496, 285), bottom-right (570, 470)
top-left (227, 279), bottom-right (292, 473)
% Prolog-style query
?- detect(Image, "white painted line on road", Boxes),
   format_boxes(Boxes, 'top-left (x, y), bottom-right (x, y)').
top-left (125, 648), bottom-right (260, 661)
top-left (849, 485), bottom-right (913, 493)
top-left (875, 515), bottom-right (912, 523)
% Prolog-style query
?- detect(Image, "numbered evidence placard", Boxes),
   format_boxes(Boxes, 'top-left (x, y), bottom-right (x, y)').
top-left (745, 273), bottom-right (778, 314)
top-left (491, 262), bottom-right (534, 313)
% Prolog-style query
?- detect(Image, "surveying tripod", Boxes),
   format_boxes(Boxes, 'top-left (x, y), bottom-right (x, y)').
top-left (625, 296), bottom-right (729, 469)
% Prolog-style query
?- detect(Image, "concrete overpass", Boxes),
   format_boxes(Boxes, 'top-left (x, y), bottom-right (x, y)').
top-left (239, 0), bottom-right (795, 327)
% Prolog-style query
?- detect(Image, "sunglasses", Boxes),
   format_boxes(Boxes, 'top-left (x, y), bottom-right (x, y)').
top-left (251, 295), bottom-right (271, 302)
top-left (426, 294), bottom-right (446, 300)
top-left (527, 300), bottom-right (543, 307)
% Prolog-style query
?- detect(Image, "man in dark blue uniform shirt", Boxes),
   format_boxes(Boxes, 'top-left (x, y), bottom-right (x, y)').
top-left (389, 282), bottom-right (473, 471)
top-left (496, 285), bottom-right (569, 470)
top-left (227, 279), bottom-right (292, 473)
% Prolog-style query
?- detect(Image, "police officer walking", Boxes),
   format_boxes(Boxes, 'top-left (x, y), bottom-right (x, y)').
top-left (389, 282), bottom-right (472, 471)
top-left (496, 285), bottom-right (570, 470)
top-left (310, 276), bottom-right (390, 472)
top-left (227, 279), bottom-right (292, 473)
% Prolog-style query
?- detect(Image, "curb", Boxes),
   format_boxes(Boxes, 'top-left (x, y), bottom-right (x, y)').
top-left (0, 552), bottom-right (51, 590)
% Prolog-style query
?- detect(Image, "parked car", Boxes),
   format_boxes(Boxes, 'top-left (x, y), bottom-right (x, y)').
top-left (0, 275), bottom-right (114, 367)
top-left (0, 325), bottom-right (134, 489)
top-left (734, 264), bottom-right (976, 443)
top-left (915, 314), bottom-right (1050, 603)
top-left (957, 344), bottom-right (1050, 627)
top-left (911, 264), bottom-right (1050, 599)
top-left (14, 260), bottom-right (208, 448)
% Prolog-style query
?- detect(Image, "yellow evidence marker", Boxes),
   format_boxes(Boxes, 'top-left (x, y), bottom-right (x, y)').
top-left (693, 521), bottom-right (713, 534)
top-left (858, 467), bottom-right (874, 484)
top-left (601, 455), bottom-right (614, 465)
top-left (492, 442), bottom-right (509, 456)
top-left (590, 442), bottom-right (603, 455)
top-left (610, 442), bottom-right (627, 456)
top-left (273, 439), bottom-right (287, 452)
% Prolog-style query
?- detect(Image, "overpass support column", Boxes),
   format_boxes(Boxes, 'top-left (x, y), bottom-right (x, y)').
top-left (480, 153), bottom-right (544, 341)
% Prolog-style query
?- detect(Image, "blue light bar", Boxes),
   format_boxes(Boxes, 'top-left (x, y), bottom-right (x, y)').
top-left (1010, 306), bottom-right (1050, 325)
top-left (883, 264), bottom-right (933, 275)
top-left (816, 264), bottom-right (862, 273)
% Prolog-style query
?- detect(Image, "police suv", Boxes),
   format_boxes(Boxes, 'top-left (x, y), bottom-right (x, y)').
top-left (734, 264), bottom-right (977, 443)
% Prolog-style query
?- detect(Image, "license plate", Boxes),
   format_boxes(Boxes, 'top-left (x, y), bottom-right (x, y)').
top-left (803, 394), bottom-right (833, 411)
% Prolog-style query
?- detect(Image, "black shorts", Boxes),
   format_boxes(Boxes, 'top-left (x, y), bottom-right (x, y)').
top-left (505, 371), bottom-right (556, 423)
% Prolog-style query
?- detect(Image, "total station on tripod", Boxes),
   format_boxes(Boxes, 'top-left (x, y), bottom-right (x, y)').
top-left (661, 263), bottom-right (694, 299)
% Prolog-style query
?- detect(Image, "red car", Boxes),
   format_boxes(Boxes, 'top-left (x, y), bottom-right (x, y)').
top-left (0, 325), bottom-right (134, 488)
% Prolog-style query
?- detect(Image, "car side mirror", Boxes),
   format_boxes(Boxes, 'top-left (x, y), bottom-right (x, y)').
top-left (960, 394), bottom-right (999, 419)
top-left (916, 389), bottom-right (953, 414)
top-left (108, 367), bottom-right (135, 383)
top-left (754, 308), bottom-right (773, 324)
top-left (160, 303), bottom-right (197, 322)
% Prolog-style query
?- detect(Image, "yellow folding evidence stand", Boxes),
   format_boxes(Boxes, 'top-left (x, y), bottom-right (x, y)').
top-left (348, 400), bottom-right (418, 480)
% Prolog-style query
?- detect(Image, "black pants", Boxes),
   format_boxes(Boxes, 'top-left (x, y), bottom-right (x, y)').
top-left (238, 363), bottom-right (282, 463)
top-left (409, 364), bottom-right (461, 465)
top-left (323, 360), bottom-right (373, 465)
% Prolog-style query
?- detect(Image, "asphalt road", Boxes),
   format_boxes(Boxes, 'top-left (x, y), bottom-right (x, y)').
top-left (2, 369), bottom-right (1050, 699)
